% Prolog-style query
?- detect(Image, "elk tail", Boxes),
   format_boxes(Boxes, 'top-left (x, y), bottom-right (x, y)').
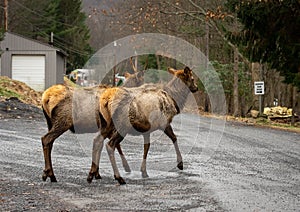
top-left (42, 105), bottom-right (52, 130)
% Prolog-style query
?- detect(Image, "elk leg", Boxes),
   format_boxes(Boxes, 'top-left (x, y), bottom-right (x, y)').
top-left (41, 138), bottom-right (56, 182)
top-left (106, 132), bottom-right (126, 185)
top-left (164, 125), bottom-right (183, 170)
top-left (41, 128), bottom-right (66, 182)
top-left (141, 133), bottom-right (150, 178)
top-left (116, 144), bottom-right (131, 172)
top-left (87, 133), bottom-right (104, 183)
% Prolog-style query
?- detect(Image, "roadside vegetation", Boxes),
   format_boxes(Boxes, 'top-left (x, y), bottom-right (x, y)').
top-left (0, 76), bottom-right (76, 108)
top-left (0, 76), bottom-right (42, 107)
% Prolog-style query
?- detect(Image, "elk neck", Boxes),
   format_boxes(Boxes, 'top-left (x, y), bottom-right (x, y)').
top-left (163, 76), bottom-right (190, 112)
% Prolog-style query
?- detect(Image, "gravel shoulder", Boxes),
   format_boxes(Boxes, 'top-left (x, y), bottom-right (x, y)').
top-left (0, 97), bottom-right (43, 119)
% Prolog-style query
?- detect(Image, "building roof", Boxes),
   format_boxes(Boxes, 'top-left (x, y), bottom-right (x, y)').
top-left (1, 32), bottom-right (67, 56)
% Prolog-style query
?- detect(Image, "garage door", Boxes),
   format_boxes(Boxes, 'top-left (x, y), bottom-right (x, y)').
top-left (12, 55), bottom-right (45, 91)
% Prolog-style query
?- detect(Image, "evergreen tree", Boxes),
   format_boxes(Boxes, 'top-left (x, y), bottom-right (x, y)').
top-left (6, 0), bottom-right (49, 39)
top-left (226, 0), bottom-right (300, 89)
top-left (2, 0), bottom-right (93, 73)
top-left (48, 0), bottom-right (93, 73)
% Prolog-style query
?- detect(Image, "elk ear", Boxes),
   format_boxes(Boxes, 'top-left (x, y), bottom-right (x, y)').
top-left (184, 66), bottom-right (191, 74)
top-left (124, 72), bottom-right (131, 79)
top-left (167, 67), bottom-right (176, 75)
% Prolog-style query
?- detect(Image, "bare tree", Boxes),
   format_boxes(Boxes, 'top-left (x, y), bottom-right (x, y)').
top-left (86, 0), bottom-right (250, 115)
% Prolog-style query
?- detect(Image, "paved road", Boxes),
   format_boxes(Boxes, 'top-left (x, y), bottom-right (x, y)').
top-left (0, 114), bottom-right (299, 211)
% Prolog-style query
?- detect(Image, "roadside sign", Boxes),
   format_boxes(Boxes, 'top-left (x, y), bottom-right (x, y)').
top-left (254, 81), bottom-right (264, 95)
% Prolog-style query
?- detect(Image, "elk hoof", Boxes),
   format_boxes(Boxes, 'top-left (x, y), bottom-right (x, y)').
top-left (177, 161), bottom-right (183, 170)
top-left (42, 170), bottom-right (57, 182)
top-left (114, 175), bottom-right (126, 185)
top-left (87, 172), bottom-right (102, 183)
top-left (142, 172), bottom-right (149, 178)
top-left (95, 172), bottom-right (102, 180)
top-left (42, 173), bottom-right (47, 181)
top-left (87, 173), bottom-right (95, 183)
top-left (50, 175), bottom-right (57, 182)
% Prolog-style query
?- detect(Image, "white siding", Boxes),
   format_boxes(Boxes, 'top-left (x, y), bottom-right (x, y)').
top-left (12, 55), bottom-right (45, 91)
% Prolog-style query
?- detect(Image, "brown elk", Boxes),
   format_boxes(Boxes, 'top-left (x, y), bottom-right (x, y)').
top-left (91, 66), bottom-right (198, 185)
top-left (40, 71), bottom-right (144, 182)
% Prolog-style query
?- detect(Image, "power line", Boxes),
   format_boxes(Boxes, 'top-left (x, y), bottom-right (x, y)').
top-left (13, 6), bottom-right (92, 57)
top-left (54, 38), bottom-right (91, 56)
top-left (10, 0), bottom-right (76, 28)
top-left (37, 30), bottom-right (91, 56)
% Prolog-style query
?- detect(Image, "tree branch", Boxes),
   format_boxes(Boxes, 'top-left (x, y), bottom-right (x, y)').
top-left (185, 0), bottom-right (248, 62)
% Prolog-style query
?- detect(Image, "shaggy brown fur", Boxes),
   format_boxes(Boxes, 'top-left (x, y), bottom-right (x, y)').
top-left (40, 71), bottom-right (144, 183)
top-left (92, 67), bottom-right (198, 184)
top-left (41, 84), bottom-right (71, 120)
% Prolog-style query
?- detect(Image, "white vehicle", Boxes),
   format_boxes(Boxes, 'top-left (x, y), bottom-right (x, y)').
top-left (69, 69), bottom-right (96, 86)
top-left (115, 73), bottom-right (126, 86)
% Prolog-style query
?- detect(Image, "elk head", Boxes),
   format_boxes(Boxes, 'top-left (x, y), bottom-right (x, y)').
top-left (168, 67), bottom-right (198, 93)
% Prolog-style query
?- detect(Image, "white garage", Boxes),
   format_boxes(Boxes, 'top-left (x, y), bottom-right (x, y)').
top-left (12, 55), bottom-right (46, 91)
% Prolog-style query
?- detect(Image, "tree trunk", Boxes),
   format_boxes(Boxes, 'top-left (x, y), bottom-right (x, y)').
top-left (204, 20), bottom-right (210, 112)
top-left (291, 86), bottom-right (296, 126)
top-left (233, 47), bottom-right (239, 116)
top-left (155, 54), bottom-right (161, 70)
top-left (135, 55), bottom-right (138, 71)
top-left (240, 95), bottom-right (246, 117)
top-left (251, 62), bottom-right (263, 110)
top-left (204, 93), bottom-right (210, 112)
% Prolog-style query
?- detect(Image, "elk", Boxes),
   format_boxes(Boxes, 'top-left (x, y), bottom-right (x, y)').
top-left (90, 66), bottom-right (198, 185)
top-left (40, 71), bottom-right (144, 182)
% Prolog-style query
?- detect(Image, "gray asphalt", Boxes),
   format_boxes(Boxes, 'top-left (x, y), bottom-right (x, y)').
top-left (0, 114), bottom-right (299, 211)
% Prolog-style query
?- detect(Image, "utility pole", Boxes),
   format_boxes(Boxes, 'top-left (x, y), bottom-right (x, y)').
top-left (49, 32), bottom-right (54, 45)
top-left (4, 0), bottom-right (8, 31)
top-left (113, 41), bottom-right (117, 86)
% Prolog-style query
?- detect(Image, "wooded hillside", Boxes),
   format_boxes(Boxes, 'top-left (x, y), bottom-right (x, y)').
top-left (82, 0), bottom-right (300, 118)
top-left (0, 0), bottom-right (299, 118)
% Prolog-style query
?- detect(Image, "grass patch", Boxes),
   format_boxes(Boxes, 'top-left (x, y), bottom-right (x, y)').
top-left (0, 87), bottom-right (21, 99)
top-left (253, 117), bottom-right (300, 133)
top-left (255, 117), bottom-right (270, 124)
top-left (0, 77), bottom-right (11, 84)
top-left (269, 122), bottom-right (300, 132)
